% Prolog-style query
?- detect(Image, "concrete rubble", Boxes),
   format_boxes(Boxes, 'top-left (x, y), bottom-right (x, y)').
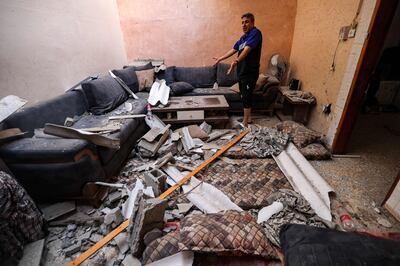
top-left (34, 119), bottom-right (394, 266)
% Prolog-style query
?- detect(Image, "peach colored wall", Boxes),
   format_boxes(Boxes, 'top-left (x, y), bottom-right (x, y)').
top-left (289, 0), bottom-right (364, 135)
top-left (117, 0), bottom-right (297, 73)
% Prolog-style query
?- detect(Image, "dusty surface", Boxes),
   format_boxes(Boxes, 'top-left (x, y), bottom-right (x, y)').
top-left (311, 113), bottom-right (400, 231)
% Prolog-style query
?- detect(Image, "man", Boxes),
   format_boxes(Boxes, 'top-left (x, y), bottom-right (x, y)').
top-left (214, 12), bottom-right (262, 127)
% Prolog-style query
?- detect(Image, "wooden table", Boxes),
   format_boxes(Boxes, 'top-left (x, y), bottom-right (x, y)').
top-left (152, 95), bottom-right (229, 124)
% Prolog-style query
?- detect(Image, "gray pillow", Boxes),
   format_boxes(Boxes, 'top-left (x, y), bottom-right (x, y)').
top-left (113, 62), bottom-right (154, 92)
top-left (175, 66), bottom-right (216, 88)
top-left (81, 76), bottom-right (128, 115)
top-left (217, 63), bottom-right (238, 86)
top-left (169, 82), bottom-right (194, 96)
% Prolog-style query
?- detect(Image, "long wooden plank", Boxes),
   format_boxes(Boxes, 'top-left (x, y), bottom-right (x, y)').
top-left (68, 130), bottom-right (248, 266)
top-left (68, 220), bottom-right (129, 266)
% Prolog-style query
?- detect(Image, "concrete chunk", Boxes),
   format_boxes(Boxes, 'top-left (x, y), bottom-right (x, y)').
top-left (18, 239), bottom-right (45, 266)
top-left (41, 201), bottom-right (76, 222)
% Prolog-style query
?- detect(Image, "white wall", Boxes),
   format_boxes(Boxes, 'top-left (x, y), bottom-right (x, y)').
top-left (0, 0), bottom-right (127, 104)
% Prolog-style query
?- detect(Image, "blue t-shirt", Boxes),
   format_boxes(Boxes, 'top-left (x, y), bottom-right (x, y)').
top-left (233, 27), bottom-right (263, 77)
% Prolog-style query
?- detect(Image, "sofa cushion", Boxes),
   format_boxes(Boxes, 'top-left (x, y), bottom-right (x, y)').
top-left (72, 98), bottom-right (147, 164)
top-left (136, 69), bottom-right (155, 91)
top-left (169, 82), bottom-right (194, 96)
top-left (155, 66), bottom-right (175, 85)
top-left (112, 67), bottom-right (139, 92)
top-left (82, 76), bottom-right (128, 115)
top-left (113, 63), bottom-right (154, 92)
top-left (0, 136), bottom-right (93, 163)
top-left (217, 63), bottom-right (238, 86)
top-left (175, 66), bottom-right (216, 88)
top-left (3, 90), bottom-right (87, 136)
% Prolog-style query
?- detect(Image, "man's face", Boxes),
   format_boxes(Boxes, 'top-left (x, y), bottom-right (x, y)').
top-left (242, 17), bottom-right (254, 34)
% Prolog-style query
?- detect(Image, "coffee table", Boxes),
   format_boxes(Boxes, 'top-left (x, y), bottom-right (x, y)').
top-left (151, 95), bottom-right (229, 124)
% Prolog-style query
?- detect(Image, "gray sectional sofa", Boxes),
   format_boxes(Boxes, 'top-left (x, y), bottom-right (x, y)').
top-left (0, 61), bottom-right (280, 201)
top-left (0, 76), bottom-right (147, 201)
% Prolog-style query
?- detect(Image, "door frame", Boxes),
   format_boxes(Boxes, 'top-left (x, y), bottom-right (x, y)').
top-left (332, 0), bottom-right (399, 153)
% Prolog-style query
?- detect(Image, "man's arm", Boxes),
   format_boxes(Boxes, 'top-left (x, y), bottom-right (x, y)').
top-left (213, 49), bottom-right (237, 65)
top-left (226, 46), bottom-right (251, 74)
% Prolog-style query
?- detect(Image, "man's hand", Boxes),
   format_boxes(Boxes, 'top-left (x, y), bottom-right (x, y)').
top-left (213, 57), bottom-right (221, 66)
top-left (227, 60), bottom-right (238, 75)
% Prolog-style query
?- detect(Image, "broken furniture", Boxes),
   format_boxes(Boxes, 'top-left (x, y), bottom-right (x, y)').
top-left (152, 95), bottom-right (229, 124)
top-left (279, 87), bottom-right (316, 124)
top-left (0, 76), bottom-right (147, 201)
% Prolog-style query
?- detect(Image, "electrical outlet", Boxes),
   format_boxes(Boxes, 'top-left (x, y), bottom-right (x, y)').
top-left (339, 26), bottom-right (351, 41)
top-left (347, 28), bottom-right (357, 38)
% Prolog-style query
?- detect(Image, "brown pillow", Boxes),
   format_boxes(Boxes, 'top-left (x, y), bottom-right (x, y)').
top-left (274, 121), bottom-right (324, 148)
top-left (136, 68), bottom-right (155, 91)
top-left (142, 231), bottom-right (180, 264)
top-left (230, 83), bottom-right (240, 93)
top-left (179, 210), bottom-right (277, 259)
top-left (255, 74), bottom-right (269, 91)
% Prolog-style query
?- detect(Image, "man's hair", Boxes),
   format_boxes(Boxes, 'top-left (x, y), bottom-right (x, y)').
top-left (241, 13), bottom-right (255, 22)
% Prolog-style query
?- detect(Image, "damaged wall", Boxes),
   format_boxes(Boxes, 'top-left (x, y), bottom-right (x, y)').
top-left (289, 0), bottom-right (374, 136)
top-left (116, 0), bottom-right (297, 73)
top-left (0, 0), bottom-right (127, 104)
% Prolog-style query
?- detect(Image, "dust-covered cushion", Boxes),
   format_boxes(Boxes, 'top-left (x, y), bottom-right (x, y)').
top-left (112, 67), bottom-right (139, 92)
top-left (81, 76), bottom-right (128, 115)
top-left (300, 143), bottom-right (331, 160)
top-left (179, 210), bottom-right (277, 259)
top-left (170, 82), bottom-right (194, 96)
top-left (275, 121), bottom-right (324, 148)
top-left (136, 68), bottom-right (155, 91)
top-left (175, 66), bottom-right (216, 88)
top-left (217, 63), bottom-right (238, 86)
top-left (255, 74), bottom-right (269, 91)
top-left (113, 63), bottom-right (153, 92)
top-left (142, 231), bottom-right (180, 264)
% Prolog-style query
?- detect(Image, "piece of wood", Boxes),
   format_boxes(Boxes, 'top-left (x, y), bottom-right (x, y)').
top-left (44, 123), bottom-right (120, 149)
top-left (69, 130), bottom-right (249, 266)
top-left (0, 128), bottom-right (27, 144)
top-left (159, 130), bottom-right (248, 199)
top-left (41, 201), bottom-right (76, 222)
top-left (68, 220), bottom-right (129, 266)
top-left (78, 125), bottom-right (120, 133)
top-left (332, 154), bottom-right (361, 158)
top-left (108, 114), bottom-right (146, 120)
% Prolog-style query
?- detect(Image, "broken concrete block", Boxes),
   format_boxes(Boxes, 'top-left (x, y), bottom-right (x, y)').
top-left (104, 207), bottom-right (123, 226)
top-left (177, 203), bottom-right (193, 214)
top-left (67, 224), bottom-right (77, 232)
top-left (64, 241), bottom-right (81, 257)
top-left (41, 201), bottom-right (76, 222)
top-left (143, 228), bottom-right (163, 246)
top-left (18, 238), bottom-right (45, 266)
top-left (90, 233), bottom-right (103, 243)
top-left (128, 192), bottom-right (168, 256)
top-left (121, 254), bottom-right (141, 266)
top-left (144, 169), bottom-right (167, 197)
top-left (114, 232), bottom-right (129, 255)
top-left (200, 121), bottom-right (212, 134)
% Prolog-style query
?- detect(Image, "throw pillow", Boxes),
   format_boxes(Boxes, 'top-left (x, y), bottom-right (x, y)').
top-left (230, 83), bottom-right (240, 93)
top-left (169, 82), bottom-right (194, 96)
top-left (179, 210), bottom-right (277, 259)
top-left (123, 62), bottom-right (153, 70)
top-left (274, 121), bottom-right (324, 148)
top-left (300, 143), bottom-right (331, 160)
top-left (136, 69), bottom-right (155, 91)
top-left (112, 67), bottom-right (139, 92)
top-left (255, 74), bottom-right (269, 91)
top-left (142, 231), bottom-right (180, 264)
top-left (217, 63), bottom-right (238, 86)
top-left (81, 76), bottom-right (128, 115)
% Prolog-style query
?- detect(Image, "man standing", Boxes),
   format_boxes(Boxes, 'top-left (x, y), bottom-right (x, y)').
top-left (214, 13), bottom-right (262, 127)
